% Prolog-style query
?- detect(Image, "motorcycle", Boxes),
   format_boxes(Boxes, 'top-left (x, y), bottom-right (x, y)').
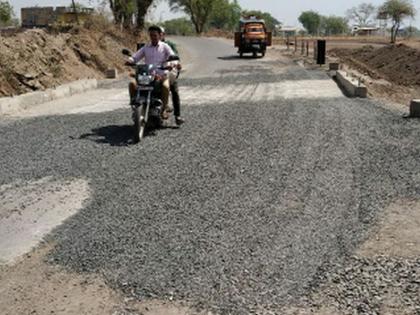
top-left (122, 49), bottom-right (180, 143)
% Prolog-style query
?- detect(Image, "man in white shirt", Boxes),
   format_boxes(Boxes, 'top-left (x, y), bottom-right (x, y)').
top-left (128, 26), bottom-right (177, 120)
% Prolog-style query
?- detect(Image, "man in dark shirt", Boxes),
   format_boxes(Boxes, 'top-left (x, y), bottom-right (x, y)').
top-left (160, 27), bottom-right (184, 125)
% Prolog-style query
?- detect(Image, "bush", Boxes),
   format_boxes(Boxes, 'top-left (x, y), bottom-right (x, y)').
top-left (161, 18), bottom-right (194, 36)
top-left (0, 0), bottom-right (16, 27)
top-left (84, 13), bottom-right (114, 32)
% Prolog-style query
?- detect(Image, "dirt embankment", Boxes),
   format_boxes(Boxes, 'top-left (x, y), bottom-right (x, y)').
top-left (329, 44), bottom-right (420, 104)
top-left (0, 23), bottom-right (140, 97)
top-left (330, 44), bottom-right (420, 86)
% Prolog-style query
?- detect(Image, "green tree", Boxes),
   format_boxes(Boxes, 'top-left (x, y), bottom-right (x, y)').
top-left (169, 0), bottom-right (215, 34)
top-left (404, 25), bottom-right (420, 37)
top-left (346, 3), bottom-right (377, 26)
top-left (108, 0), bottom-right (136, 28)
top-left (379, 0), bottom-right (416, 43)
top-left (136, 0), bottom-right (154, 30)
top-left (209, 0), bottom-right (241, 31)
top-left (108, 0), bottom-right (154, 30)
top-left (298, 11), bottom-right (322, 35)
top-left (322, 16), bottom-right (349, 35)
top-left (0, 0), bottom-right (15, 27)
top-left (242, 10), bottom-right (280, 31)
top-left (162, 17), bottom-right (194, 35)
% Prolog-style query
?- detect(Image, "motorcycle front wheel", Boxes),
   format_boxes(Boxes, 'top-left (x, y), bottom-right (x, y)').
top-left (133, 106), bottom-right (145, 143)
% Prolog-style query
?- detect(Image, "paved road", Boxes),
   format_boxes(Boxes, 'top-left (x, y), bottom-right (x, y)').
top-left (1, 37), bottom-right (420, 314)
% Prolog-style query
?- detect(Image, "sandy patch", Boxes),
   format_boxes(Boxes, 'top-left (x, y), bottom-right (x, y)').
top-left (0, 177), bottom-right (91, 264)
top-left (0, 245), bottom-right (207, 315)
top-left (357, 199), bottom-right (420, 258)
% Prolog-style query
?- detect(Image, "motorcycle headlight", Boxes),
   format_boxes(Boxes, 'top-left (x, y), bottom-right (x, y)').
top-left (138, 75), bottom-right (153, 85)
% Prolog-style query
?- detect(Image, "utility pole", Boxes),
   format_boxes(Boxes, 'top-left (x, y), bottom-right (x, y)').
top-left (71, 0), bottom-right (80, 25)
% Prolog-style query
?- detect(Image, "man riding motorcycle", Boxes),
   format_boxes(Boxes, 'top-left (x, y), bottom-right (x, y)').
top-left (127, 25), bottom-right (182, 123)
top-left (160, 27), bottom-right (184, 125)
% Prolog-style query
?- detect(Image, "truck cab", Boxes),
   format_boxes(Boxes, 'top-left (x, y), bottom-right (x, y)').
top-left (235, 16), bottom-right (272, 58)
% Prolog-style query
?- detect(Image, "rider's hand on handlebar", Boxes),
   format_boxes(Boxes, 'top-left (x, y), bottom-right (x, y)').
top-left (125, 57), bottom-right (135, 66)
top-left (164, 64), bottom-right (181, 71)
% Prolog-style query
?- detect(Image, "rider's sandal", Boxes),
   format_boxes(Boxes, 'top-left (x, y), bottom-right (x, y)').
top-left (175, 117), bottom-right (185, 125)
top-left (161, 111), bottom-right (169, 120)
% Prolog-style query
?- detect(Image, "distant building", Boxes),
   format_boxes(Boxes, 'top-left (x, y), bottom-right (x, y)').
top-left (21, 6), bottom-right (94, 28)
top-left (351, 26), bottom-right (380, 36)
top-left (21, 7), bottom-right (55, 27)
top-left (278, 27), bottom-right (303, 38)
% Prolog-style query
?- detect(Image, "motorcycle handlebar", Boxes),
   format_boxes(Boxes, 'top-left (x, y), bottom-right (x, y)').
top-left (124, 63), bottom-right (176, 71)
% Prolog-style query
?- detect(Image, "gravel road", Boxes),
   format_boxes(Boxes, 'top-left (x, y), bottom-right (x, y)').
top-left (1, 37), bottom-right (420, 314)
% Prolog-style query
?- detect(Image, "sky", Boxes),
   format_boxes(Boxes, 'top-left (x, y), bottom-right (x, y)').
top-left (10, 0), bottom-right (420, 28)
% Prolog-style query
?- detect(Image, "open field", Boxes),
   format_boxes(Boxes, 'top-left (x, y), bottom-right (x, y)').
top-left (277, 35), bottom-right (420, 50)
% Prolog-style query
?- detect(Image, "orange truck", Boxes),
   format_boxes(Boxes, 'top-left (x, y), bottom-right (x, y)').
top-left (234, 16), bottom-right (272, 58)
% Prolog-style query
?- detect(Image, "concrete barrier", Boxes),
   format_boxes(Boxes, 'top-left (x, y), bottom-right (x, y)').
top-left (0, 97), bottom-right (20, 115)
top-left (335, 70), bottom-right (367, 98)
top-left (409, 99), bottom-right (420, 117)
top-left (48, 85), bottom-right (71, 100)
top-left (105, 69), bottom-right (118, 79)
top-left (17, 91), bottom-right (51, 110)
top-left (0, 79), bottom-right (98, 116)
top-left (329, 63), bottom-right (339, 71)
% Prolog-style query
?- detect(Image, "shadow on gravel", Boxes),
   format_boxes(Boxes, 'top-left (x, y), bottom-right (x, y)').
top-left (79, 125), bottom-right (134, 146)
top-left (78, 124), bottom-right (180, 146)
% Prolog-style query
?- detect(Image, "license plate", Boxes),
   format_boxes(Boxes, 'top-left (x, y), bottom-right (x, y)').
top-left (139, 86), bottom-right (154, 91)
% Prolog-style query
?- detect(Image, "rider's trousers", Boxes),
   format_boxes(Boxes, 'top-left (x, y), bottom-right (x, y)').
top-left (170, 80), bottom-right (181, 117)
top-left (162, 78), bottom-right (170, 111)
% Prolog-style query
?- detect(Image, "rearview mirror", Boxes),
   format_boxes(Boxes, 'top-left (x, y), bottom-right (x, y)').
top-left (122, 48), bottom-right (132, 56)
